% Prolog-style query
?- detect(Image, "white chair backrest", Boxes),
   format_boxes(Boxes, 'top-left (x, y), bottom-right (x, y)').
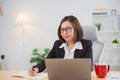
top-left (83, 26), bottom-right (99, 41)
top-left (82, 26), bottom-right (104, 70)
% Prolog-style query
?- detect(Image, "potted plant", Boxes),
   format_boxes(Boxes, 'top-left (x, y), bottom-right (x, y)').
top-left (30, 48), bottom-right (50, 66)
top-left (95, 23), bottom-right (102, 31)
top-left (112, 39), bottom-right (119, 48)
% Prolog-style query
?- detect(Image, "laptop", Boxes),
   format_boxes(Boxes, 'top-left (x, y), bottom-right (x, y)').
top-left (45, 59), bottom-right (91, 80)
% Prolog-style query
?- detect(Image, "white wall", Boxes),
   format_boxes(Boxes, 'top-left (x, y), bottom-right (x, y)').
top-left (0, 0), bottom-right (120, 70)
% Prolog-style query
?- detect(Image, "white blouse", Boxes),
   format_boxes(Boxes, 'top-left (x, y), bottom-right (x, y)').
top-left (59, 41), bottom-right (83, 59)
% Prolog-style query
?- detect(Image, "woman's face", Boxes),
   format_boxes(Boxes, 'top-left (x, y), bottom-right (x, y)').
top-left (60, 21), bottom-right (75, 43)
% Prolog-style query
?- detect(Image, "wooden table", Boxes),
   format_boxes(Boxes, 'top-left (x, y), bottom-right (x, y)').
top-left (0, 70), bottom-right (120, 80)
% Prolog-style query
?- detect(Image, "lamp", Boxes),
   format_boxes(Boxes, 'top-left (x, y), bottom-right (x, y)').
top-left (16, 13), bottom-right (29, 24)
top-left (16, 13), bottom-right (29, 69)
top-left (16, 13), bottom-right (29, 43)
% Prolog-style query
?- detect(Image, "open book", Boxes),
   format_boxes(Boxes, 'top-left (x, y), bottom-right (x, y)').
top-left (12, 71), bottom-right (48, 79)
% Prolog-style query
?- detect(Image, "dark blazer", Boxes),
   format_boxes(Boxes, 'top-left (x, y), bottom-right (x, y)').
top-left (34, 39), bottom-right (93, 72)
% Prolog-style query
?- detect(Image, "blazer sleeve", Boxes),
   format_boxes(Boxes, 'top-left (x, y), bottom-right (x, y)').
top-left (82, 39), bottom-right (93, 70)
top-left (33, 40), bottom-right (61, 72)
top-left (83, 40), bottom-right (93, 58)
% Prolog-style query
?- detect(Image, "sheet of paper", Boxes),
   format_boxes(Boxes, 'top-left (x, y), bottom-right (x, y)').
top-left (107, 74), bottom-right (120, 80)
top-left (12, 71), bottom-right (48, 79)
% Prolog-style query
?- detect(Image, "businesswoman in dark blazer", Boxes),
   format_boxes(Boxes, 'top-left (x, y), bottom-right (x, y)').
top-left (28, 15), bottom-right (93, 76)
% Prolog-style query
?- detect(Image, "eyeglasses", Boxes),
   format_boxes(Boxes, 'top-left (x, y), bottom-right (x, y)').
top-left (60, 27), bottom-right (73, 33)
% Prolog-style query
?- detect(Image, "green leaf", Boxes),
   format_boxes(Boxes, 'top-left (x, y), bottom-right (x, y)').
top-left (30, 48), bottom-right (50, 65)
top-left (44, 48), bottom-right (50, 53)
top-left (95, 23), bottom-right (102, 27)
top-left (32, 52), bottom-right (38, 55)
top-left (32, 48), bottom-right (38, 53)
top-left (112, 39), bottom-right (119, 44)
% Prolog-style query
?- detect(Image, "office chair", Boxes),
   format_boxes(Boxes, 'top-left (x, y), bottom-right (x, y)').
top-left (82, 26), bottom-right (104, 70)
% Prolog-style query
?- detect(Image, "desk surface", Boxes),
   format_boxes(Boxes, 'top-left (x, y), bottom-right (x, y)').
top-left (0, 71), bottom-right (120, 80)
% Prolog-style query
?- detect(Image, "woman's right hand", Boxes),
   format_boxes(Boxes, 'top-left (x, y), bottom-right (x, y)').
top-left (43, 68), bottom-right (47, 72)
top-left (27, 67), bottom-right (39, 76)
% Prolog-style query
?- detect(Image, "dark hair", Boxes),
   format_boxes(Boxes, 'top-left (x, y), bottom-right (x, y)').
top-left (58, 15), bottom-right (83, 43)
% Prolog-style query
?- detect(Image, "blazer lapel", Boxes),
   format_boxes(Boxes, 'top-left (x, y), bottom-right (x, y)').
top-left (58, 48), bottom-right (65, 58)
top-left (74, 49), bottom-right (84, 58)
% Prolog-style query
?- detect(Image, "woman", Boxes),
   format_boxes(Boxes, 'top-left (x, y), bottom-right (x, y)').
top-left (28, 15), bottom-right (93, 76)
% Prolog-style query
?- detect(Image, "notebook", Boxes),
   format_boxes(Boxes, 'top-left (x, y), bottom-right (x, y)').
top-left (45, 59), bottom-right (91, 80)
top-left (12, 71), bottom-right (48, 79)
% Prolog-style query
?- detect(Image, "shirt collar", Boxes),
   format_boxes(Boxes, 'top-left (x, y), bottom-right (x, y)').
top-left (59, 41), bottom-right (83, 50)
